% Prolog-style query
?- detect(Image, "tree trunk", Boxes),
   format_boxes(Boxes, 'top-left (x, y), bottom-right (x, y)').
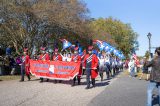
top-left (13, 42), bottom-right (20, 55)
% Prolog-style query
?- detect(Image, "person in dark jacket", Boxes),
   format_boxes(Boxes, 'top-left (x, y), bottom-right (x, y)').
top-left (146, 47), bottom-right (160, 106)
top-left (139, 57), bottom-right (149, 80)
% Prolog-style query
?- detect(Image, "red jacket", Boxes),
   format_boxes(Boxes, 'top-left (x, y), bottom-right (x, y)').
top-left (71, 55), bottom-right (82, 78)
top-left (39, 53), bottom-right (50, 61)
top-left (22, 55), bottom-right (30, 75)
top-left (83, 54), bottom-right (98, 78)
top-left (53, 54), bottom-right (62, 61)
top-left (71, 55), bottom-right (81, 62)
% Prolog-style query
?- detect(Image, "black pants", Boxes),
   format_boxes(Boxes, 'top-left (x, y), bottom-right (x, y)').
top-left (86, 69), bottom-right (95, 87)
top-left (112, 67), bottom-right (116, 76)
top-left (72, 76), bottom-right (81, 85)
top-left (21, 68), bottom-right (30, 81)
top-left (40, 77), bottom-right (43, 82)
top-left (99, 73), bottom-right (103, 81)
top-left (106, 64), bottom-right (111, 79)
top-left (82, 69), bottom-right (86, 75)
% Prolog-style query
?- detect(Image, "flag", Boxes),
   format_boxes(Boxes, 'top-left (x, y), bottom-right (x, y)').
top-left (78, 46), bottom-right (83, 54)
top-left (93, 40), bottom-right (105, 51)
top-left (108, 47), bottom-right (115, 53)
top-left (116, 51), bottom-right (125, 59)
top-left (132, 53), bottom-right (140, 66)
top-left (119, 53), bottom-right (125, 59)
top-left (103, 42), bottom-right (112, 52)
top-left (60, 39), bottom-right (72, 50)
top-left (92, 49), bottom-right (98, 56)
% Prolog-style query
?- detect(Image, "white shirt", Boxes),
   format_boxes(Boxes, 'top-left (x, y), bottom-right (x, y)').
top-left (128, 60), bottom-right (135, 68)
top-left (98, 57), bottom-right (105, 67)
top-left (105, 57), bottom-right (110, 64)
top-left (67, 57), bottom-right (71, 62)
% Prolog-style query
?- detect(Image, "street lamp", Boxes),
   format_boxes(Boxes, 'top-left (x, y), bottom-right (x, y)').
top-left (147, 32), bottom-right (152, 55)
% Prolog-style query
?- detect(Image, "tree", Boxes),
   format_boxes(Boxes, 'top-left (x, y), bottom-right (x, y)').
top-left (89, 17), bottom-right (138, 57)
top-left (144, 51), bottom-right (150, 59)
top-left (0, 0), bottom-right (91, 55)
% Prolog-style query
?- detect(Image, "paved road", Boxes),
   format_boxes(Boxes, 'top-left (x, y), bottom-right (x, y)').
top-left (88, 74), bottom-right (159, 106)
top-left (0, 72), bottom-right (159, 106)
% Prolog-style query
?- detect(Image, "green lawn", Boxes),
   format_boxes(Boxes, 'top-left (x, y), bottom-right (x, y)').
top-left (0, 75), bottom-right (20, 81)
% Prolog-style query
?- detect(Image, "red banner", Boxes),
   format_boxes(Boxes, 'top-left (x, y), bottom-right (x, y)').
top-left (30, 60), bottom-right (80, 80)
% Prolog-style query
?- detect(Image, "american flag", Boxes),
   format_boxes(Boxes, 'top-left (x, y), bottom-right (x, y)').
top-left (132, 53), bottom-right (140, 66)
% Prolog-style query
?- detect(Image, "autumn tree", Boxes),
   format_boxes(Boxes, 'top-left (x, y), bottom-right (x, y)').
top-left (0, 0), bottom-right (91, 55)
top-left (90, 17), bottom-right (138, 57)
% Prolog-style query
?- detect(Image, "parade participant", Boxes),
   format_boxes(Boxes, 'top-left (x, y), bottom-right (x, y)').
top-left (83, 40), bottom-right (98, 89)
top-left (116, 57), bottom-right (120, 73)
top-left (98, 54), bottom-right (105, 81)
top-left (67, 53), bottom-right (72, 62)
top-left (104, 54), bottom-right (111, 79)
top-left (119, 59), bottom-right (124, 72)
top-left (19, 48), bottom-right (30, 82)
top-left (111, 55), bottom-right (116, 76)
top-left (81, 49), bottom-right (86, 75)
top-left (71, 47), bottom-right (82, 86)
top-left (39, 47), bottom-right (50, 82)
top-left (52, 48), bottom-right (62, 83)
top-left (52, 48), bottom-right (62, 61)
top-left (62, 50), bottom-right (68, 62)
top-left (39, 47), bottom-right (50, 61)
top-left (115, 56), bottom-right (119, 74)
top-left (32, 51), bottom-right (38, 60)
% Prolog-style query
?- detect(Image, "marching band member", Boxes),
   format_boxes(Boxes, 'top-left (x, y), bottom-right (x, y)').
top-left (20, 48), bottom-right (30, 82)
top-left (52, 48), bottom-right (62, 83)
top-left (39, 47), bottom-right (50, 82)
top-left (52, 48), bottom-right (62, 61)
top-left (83, 40), bottom-right (98, 89)
top-left (71, 47), bottom-right (82, 86)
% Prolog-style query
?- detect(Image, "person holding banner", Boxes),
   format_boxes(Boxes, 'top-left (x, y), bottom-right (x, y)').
top-left (83, 43), bottom-right (98, 89)
top-left (52, 48), bottom-right (62, 83)
top-left (39, 47), bottom-right (50, 61)
top-left (67, 53), bottom-right (72, 62)
top-left (19, 48), bottom-right (30, 82)
top-left (71, 47), bottom-right (82, 86)
top-left (39, 47), bottom-right (50, 82)
top-left (52, 48), bottom-right (62, 61)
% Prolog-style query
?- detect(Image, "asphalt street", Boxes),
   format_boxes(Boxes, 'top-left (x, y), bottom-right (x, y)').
top-left (0, 72), bottom-right (159, 106)
top-left (88, 74), bottom-right (159, 106)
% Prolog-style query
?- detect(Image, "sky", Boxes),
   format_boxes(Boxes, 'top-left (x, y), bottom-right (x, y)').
top-left (85, 0), bottom-right (160, 56)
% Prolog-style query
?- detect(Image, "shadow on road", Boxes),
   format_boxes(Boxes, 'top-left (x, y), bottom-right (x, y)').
top-left (95, 81), bottom-right (110, 87)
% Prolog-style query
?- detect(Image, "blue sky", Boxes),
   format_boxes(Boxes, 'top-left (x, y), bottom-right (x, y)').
top-left (85, 0), bottom-right (160, 56)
